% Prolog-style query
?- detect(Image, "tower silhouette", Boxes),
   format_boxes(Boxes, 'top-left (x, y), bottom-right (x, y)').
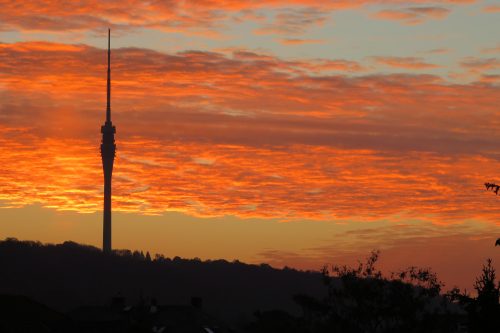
top-left (101, 29), bottom-right (116, 253)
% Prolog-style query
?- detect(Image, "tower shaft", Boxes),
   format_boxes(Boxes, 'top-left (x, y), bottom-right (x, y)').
top-left (102, 154), bottom-right (113, 252)
top-left (101, 29), bottom-right (116, 253)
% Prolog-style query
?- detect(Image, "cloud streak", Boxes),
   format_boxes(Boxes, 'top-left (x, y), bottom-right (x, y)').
top-left (254, 7), bottom-right (328, 35)
top-left (278, 38), bottom-right (326, 45)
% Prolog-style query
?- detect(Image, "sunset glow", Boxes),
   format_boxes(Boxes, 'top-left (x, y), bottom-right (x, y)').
top-left (1, 0), bottom-right (499, 291)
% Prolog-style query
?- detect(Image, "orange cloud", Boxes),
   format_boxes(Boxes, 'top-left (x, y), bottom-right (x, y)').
top-left (372, 56), bottom-right (440, 69)
top-left (1, 41), bottom-right (500, 224)
top-left (2, 129), bottom-right (500, 223)
top-left (480, 74), bottom-right (500, 83)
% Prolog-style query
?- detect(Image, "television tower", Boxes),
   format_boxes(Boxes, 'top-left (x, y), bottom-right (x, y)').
top-left (101, 29), bottom-right (116, 253)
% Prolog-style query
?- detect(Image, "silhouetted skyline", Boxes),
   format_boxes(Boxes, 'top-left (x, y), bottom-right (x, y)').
top-left (2, 238), bottom-right (498, 332)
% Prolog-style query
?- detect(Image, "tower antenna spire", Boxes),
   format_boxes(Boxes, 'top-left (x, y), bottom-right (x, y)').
top-left (106, 28), bottom-right (111, 123)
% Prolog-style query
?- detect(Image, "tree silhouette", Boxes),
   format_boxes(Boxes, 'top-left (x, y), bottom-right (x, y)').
top-left (484, 182), bottom-right (500, 195)
top-left (249, 251), bottom-right (462, 332)
top-left (319, 251), bottom-right (458, 333)
top-left (470, 259), bottom-right (500, 332)
top-left (447, 259), bottom-right (500, 333)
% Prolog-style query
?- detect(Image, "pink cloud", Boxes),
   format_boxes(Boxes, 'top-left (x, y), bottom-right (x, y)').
top-left (424, 48), bottom-right (452, 55)
top-left (482, 5), bottom-right (500, 13)
top-left (481, 45), bottom-right (500, 54)
top-left (460, 57), bottom-right (500, 71)
top-left (254, 7), bottom-right (328, 35)
top-left (372, 56), bottom-right (440, 69)
top-left (373, 6), bottom-right (450, 24)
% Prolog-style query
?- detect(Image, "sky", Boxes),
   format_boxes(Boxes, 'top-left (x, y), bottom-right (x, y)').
top-left (0, 0), bottom-right (500, 291)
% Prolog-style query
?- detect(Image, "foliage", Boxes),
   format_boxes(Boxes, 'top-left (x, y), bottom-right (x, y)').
top-left (248, 251), bottom-right (462, 333)
top-left (319, 251), bottom-right (457, 333)
top-left (469, 259), bottom-right (500, 333)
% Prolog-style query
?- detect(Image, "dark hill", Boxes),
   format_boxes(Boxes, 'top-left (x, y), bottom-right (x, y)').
top-left (0, 238), bottom-right (325, 324)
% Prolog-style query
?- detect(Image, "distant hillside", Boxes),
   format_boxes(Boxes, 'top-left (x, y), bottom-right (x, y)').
top-left (0, 238), bottom-right (325, 324)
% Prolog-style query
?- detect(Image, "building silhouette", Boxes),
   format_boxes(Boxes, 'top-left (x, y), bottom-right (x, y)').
top-left (100, 29), bottom-right (116, 253)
